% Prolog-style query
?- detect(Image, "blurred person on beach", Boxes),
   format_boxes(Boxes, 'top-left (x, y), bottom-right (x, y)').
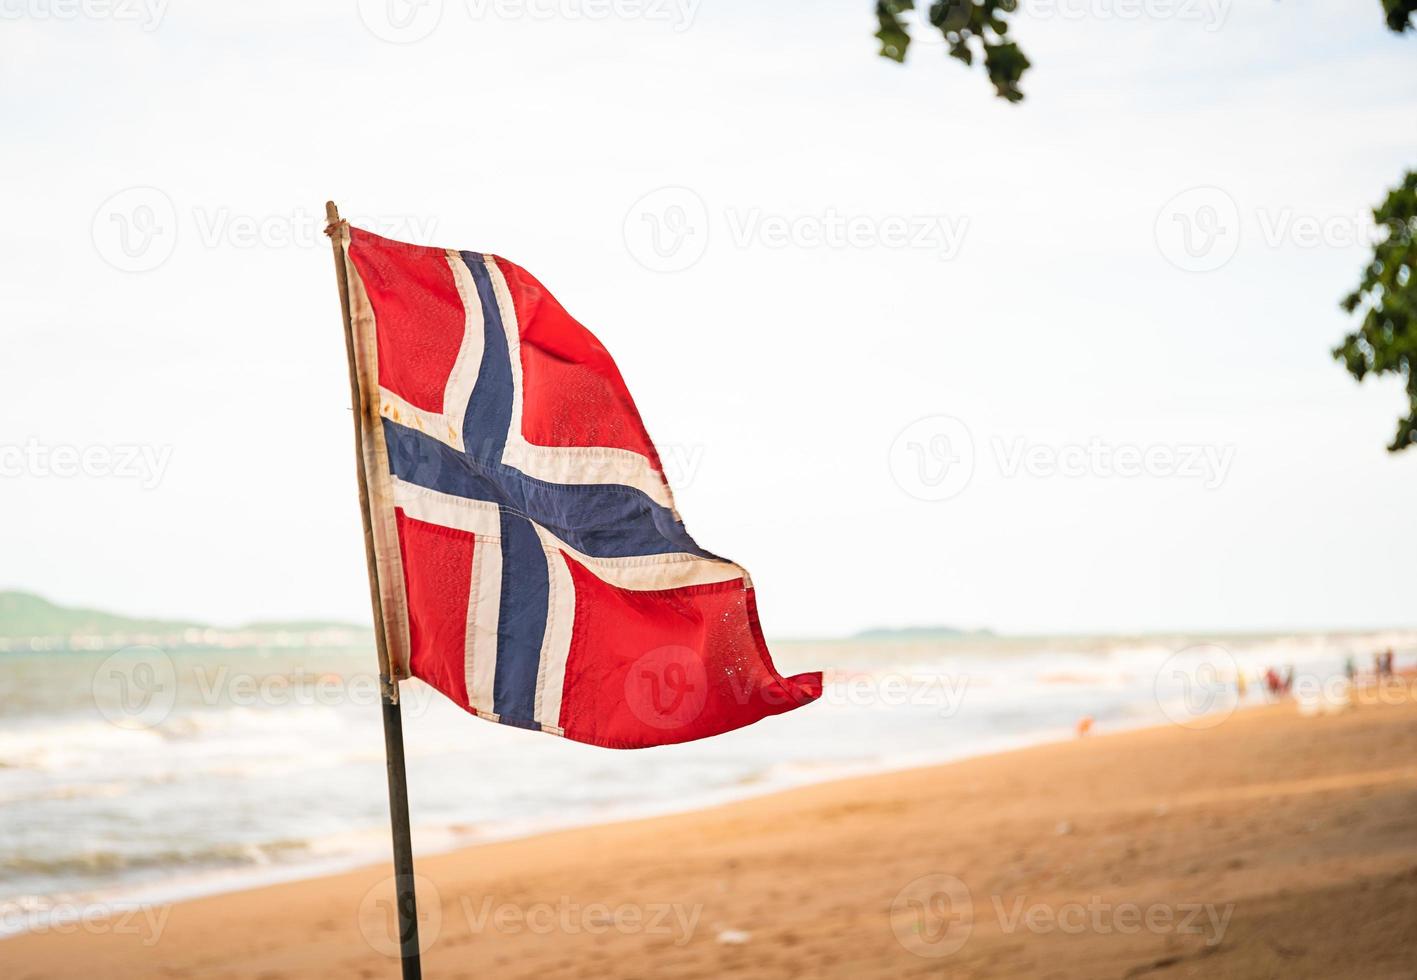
top-left (1264, 667), bottom-right (1295, 697)
top-left (1374, 651), bottom-right (1392, 680)
top-left (1265, 668), bottom-right (1282, 696)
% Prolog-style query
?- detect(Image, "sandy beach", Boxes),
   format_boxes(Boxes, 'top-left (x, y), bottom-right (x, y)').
top-left (7, 691), bottom-right (1416, 979)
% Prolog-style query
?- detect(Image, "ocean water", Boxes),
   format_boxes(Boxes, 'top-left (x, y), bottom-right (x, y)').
top-left (1, 629), bottom-right (1411, 933)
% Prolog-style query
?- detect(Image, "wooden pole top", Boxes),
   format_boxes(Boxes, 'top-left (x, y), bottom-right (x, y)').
top-left (324, 198), bottom-right (399, 694)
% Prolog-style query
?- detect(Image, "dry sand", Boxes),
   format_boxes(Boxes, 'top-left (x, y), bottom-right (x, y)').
top-left (7, 693), bottom-right (1417, 979)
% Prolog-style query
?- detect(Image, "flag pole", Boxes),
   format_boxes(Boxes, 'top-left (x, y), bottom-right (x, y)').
top-left (324, 200), bottom-right (423, 980)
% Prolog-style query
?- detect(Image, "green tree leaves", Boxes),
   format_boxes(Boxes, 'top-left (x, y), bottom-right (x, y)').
top-left (1382, 0), bottom-right (1416, 32)
top-left (1337, 172), bottom-right (1417, 452)
top-left (1335, 1), bottom-right (1415, 451)
top-left (874, 1), bottom-right (1030, 102)
top-left (871, 0), bottom-right (1416, 450)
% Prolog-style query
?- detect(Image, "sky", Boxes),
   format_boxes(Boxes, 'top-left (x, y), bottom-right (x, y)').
top-left (2, 0), bottom-right (1415, 637)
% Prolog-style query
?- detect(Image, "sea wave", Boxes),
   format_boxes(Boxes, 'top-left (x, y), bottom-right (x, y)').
top-left (0, 630), bottom-right (1412, 925)
top-left (0, 840), bottom-right (310, 877)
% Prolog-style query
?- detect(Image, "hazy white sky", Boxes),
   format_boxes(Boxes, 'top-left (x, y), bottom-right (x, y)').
top-left (3, 0), bottom-right (1415, 636)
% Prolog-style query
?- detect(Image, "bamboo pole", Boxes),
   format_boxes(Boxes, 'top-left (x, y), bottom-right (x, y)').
top-left (325, 201), bottom-right (423, 980)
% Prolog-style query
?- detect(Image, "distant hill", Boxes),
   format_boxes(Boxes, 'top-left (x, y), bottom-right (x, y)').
top-left (0, 591), bottom-right (368, 647)
top-left (0, 591), bottom-right (207, 639)
top-left (850, 625), bottom-right (996, 641)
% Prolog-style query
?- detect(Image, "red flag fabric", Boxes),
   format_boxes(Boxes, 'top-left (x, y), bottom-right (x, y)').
top-left (336, 224), bottom-right (821, 748)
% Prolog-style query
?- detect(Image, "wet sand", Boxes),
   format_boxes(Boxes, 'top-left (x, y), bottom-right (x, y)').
top-left (7, 691), bottom-right (1417, 979)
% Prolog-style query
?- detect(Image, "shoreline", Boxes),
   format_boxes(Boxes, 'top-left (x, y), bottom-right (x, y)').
top-left (2, 692), bottom-right (1284, 937)
top-left (0, 718), bottom-right (1086, 934)
top-left (3, 704), bottom-right (1191, 932)
top-left (7, 630), bottom-right (1403, 936)
top-left (10, 692), bottom-right (1416, 977)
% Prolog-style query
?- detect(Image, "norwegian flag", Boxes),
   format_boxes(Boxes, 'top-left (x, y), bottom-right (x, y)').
top-left (335, 224), bottom-right (821, 749)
